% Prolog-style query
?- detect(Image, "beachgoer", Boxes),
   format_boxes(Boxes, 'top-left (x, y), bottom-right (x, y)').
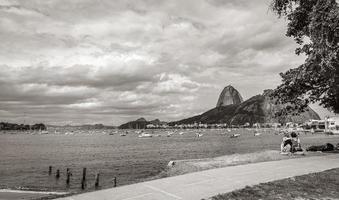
top-left (281, 132), bottom-right (292, 153)
top-left (311, 128), bottom-right (315, 134)
top-left (290, 132), bottom-right (302, 153)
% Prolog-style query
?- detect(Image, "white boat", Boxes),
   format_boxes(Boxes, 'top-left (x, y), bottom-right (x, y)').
top-left (195, 132), bottom-right (203, 138)
top-left (254, 131), bottom-right (262, 136)
top-left (109, 131), bottom-right (117, 135)
top-left (138, 132), bottom-right (153, 138)
top-left (167, 132), bottom-right (173, 137)
top-left (167, 131), bottom-right (174, 137)
top-left (40, 130), bottom-right (49, 134)
top-left (230, 133), bottom-right (240, 138)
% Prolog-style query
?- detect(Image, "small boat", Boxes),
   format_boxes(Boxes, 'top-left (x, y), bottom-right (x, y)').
top-left (178, 132), bottom-right (184, 135)
top-left (254, 130), bottom-right (262, 136)
top-left (167, 131), bottom-right (174, 136)
top-left (138, 132), bottom-right (153, 138)
top-left (38, 128), bottom-right (48, 134)
top-left (195, 132), bottom-right (203, 138)
top-left (40, 130), bottom-right (49, 134)
top-left (109, 130), bottom-right (118, 135)
top-left (230, 133), bottom-right (240, 138)
top-left (120, 132), bottom-right (128, 136)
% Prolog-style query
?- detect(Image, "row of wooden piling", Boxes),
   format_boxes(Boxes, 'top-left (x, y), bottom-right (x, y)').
top-left (49, 166), bottom-right (117, 189)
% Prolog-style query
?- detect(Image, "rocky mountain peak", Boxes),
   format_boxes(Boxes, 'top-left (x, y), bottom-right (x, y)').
top-left (216, 85), bottom-right (243, 107)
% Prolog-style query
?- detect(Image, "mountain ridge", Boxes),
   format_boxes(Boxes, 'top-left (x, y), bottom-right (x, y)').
top-left (118, 85), bottom-right (321, 128)
top-left (169, 88), bottom-right (320, 126)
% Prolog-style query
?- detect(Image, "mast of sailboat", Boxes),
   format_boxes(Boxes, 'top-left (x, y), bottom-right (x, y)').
top-left (23, 112), bottom-right (26, 125)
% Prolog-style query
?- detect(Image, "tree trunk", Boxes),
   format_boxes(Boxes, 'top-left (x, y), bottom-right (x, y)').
top-left (335, 60), bottom-right (339, 114)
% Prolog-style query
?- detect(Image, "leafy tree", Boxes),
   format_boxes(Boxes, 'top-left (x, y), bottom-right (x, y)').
top-left (270, 0), bottom-right (339, 114)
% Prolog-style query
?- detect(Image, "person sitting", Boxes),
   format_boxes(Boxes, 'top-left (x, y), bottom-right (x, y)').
top-left (281, 132), bottom-right (292, 154)
top-left (290, 132), bottom-right (303, 153)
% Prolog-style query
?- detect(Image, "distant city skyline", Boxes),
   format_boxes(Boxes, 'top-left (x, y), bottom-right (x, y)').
top-left (0, 0), bottom-right (335, 125)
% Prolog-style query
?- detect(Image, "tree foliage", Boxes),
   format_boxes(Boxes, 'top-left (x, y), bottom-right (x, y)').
top-left (271, 0), bottom-right (339, 114)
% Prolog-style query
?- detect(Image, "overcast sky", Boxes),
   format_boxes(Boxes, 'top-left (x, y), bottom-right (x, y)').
top-left (0, 0), bottom-right (334, 125)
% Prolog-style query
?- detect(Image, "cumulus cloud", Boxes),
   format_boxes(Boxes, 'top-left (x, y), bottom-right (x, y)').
top-left (0, 0), bottom-right (332, 125)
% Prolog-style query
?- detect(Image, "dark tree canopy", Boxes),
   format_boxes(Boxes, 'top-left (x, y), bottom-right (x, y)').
top-left (271, 0), bottom-right (339, 114)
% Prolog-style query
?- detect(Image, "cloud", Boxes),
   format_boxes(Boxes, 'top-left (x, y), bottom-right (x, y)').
top-left (0, 0), bottom-right (331, 125)
top-left (152, 73), bottom-right (202, 94)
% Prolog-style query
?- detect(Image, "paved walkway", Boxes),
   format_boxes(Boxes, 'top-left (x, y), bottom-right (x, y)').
top-left (58, 154), bottom-right (339, 200)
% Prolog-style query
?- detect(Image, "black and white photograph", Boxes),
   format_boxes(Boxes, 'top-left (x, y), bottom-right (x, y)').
top-left (0, 0), bottom-right (338, 199)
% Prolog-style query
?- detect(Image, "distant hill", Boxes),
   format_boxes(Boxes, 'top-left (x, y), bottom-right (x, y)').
top-left (169, 88), bottom-right (320, 126)
top-left (119, 118), bottom-right (166, 129)
top-left (47, 124), bottom-right (117, 129)
top-left (0, 122), bottom-right (46, 130)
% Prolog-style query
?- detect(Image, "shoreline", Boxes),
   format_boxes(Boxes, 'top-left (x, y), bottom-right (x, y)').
top-left (0, 189), bottom-right (68, 195)
top-left (146, 150), bottom-right (331, 180)
top-left (0, 189), bottom-right (69, 200)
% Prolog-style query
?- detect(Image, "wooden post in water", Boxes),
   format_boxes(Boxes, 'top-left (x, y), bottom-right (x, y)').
top-left (66, 168), bottom-right (72, 186)
top-left (48, 166), bottom-right (52, 175)
top-left (81, 168), bottom-right (87, 190)
top-left (113, 177), bottom-right (117, 187)
top-left (56, 169), bottom-right (60, 179)
top-left (95, 173), bottom-right (100, 189)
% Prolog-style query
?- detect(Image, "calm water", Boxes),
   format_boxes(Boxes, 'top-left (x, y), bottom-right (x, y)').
top-left (0, 129), bottom-right (337, 193)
